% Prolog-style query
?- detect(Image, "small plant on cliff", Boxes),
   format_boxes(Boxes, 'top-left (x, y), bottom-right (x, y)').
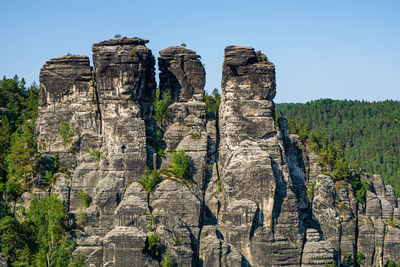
top-left (171, 151), bottom-right (190, 179)
top-left (146, 233), bottom-right (161, 259)
top-left (77, 188), bottom-right (90, 208)
top-left (260, 54), bottom-right (268, 62)
top-left (59, 121), bottom-right (75, 148)
top-left (131, 48), bottom-right (138, 57)
top-left (180, 43), bottom-right (187, 47)
top-left (85, 147), bottom-right (103, 161)
top-left (114, 34), bottom-right (121, 38)
top-left (307, 181), bottom-right (316, 202)
top-left (385, 260), bottom-right (400, 267)
top-left (217, 178), bottom-right (222, 192)
top-left (153, 129), bottom-right (165, 157)
top-left (140, 167), bottom-right (162, 194)
top-left (152, 89), bottom-right (171, 123)
top-left (76, 209), bottom-right (87, 229)
top-left (161, 251), bottom-right (173, 267)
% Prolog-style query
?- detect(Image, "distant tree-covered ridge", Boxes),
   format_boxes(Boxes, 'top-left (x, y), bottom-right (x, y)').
top-left (277, 99), bottom-right (400, 196)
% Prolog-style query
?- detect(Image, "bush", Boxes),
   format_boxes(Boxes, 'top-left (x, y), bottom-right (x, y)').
top-left (180, 43), bottom-right (187, 47)
top-left (85, 147), bottom-right (103, 161)
top-left (204, 88), bottom-right (221, 116)
top-left (114, 34), bottom-right (121, 38)
top-left (356, 180), bottom-right (369, 203)
top-left (146, 233), bottom-right (161, 258)
top-left (140, 167), bottom-right (162, 194)
top-left (153, 129), bottom-right (165, 157)
top-left (59, 121), bottom-right (75, 148)
top-left (217, 178), bottom-right (222, 192)
top-left (77, 188), bottom-right (90, 208)
top-left (131, 48), bottom-right (138, 57)
top-left (161, 251), bottom-right (173, 267)
top-left (171, 151), bottom-right (190, 179)
top-left (76, 210), bottom-right (87, 228)
top-left (153, 90), bottom-right (171, 123)
top-left (307, 181), bottom-right (316, 202)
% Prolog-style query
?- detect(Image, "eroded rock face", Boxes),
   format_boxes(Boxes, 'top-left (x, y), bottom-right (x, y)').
top-left (158, 47), bottom-right (208, 188)
top-left (205, 46), bottom-right (333, 266)
top-left (34, 39), bottom-right (400, 267)
top-left (159, 46), bottom-right (205, 103)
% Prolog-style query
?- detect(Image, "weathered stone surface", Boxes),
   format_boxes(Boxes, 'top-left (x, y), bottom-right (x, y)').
top-left (34, 39), bottom-right (400, 267)
top-left (158, 47), bottom-right (208, 188)
top-left (103, 227), bottom-right (147, 267)
top-left (159, 47), bottom-right (205, 103)
top-left (301, 229), bottom-right (335, 267)
top-left (150, 179), bottom-right (203, 265)
top-left (214, 46), bottom-right (314, 266)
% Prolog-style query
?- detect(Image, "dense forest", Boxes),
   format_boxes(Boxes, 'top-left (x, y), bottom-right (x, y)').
top-left (277, 99), bottom-right (400, 197)
top-left (0, 76), bottom-right (83, 266)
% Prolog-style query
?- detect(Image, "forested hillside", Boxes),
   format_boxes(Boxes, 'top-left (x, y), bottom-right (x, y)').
top-left (0, 76), bottom-right (82, 266)
top-left (277, 99), bottom-right (400, 196)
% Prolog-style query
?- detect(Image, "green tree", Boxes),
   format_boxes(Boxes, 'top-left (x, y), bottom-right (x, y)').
top-left (204, 88), bottom-right (221, 116)
top-left (153, 90), bottom-right (171, 123)
top-left (171, 151), bottom-right (190, 179)
top-left (0, 116), bottom-right (11, 178)
top-left (27, 194), bottom-right (74, 267)
top-left (5, 120), bottom-right (37, 191)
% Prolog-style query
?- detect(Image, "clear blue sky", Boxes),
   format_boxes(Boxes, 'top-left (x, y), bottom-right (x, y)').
top-left (1, 0), bottom-right (399, 103)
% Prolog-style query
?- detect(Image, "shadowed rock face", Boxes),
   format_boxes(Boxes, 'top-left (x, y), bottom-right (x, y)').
top-left (158, 46), bottom-right (205, 103)
top-left (92, 37), bottom-right (156, 104)
top-left (33, 39), bottom-right (400, 267)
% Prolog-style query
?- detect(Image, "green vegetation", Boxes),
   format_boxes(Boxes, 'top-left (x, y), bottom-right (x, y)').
top-left (171, 151), bottom-right (190, 179)
top-left (77, 188), bottom-right (90, 207)
top-left (131, 48), bottom-right (138, 57)
top-left (161, 251), bottom-right (173, 267)
top-left (114, 34), bottom-right (121, 38)
top-left (342, 251), bottom-right (363, 267)
top-left (146, 233), bottom-right (161, 258)
top-left (0, 76), bottom-right (38, 197)
top-left (324, 262), bottom-right (337, 267)
top-left (279, 115), bottom-right (371, 204)
top-left (0, 194), bottom-right (74, 266)
top-left (140, 167), bottom-right (162, 194)
top-left (153, 129), bottom-right (165, 157)
top-left (153, 89), bottom-right (171, 123)
top-left (204, 88), bottom-right (221, 117)
top-left (217, 178), bottom-right (222, 192)
top-left (76, 209), bottom-right (87, 228)
top-left (277, 99), bottom-right (400, 196)
top-left (260, 54), bottom-right (268, 62)
top-left (385, 260), bottom-right (400, 267)
top-left (0, 76), bottom-right (81, 265)
top-left (307, 181), bottom-right (316, 202)
top-left (190, 134), bottom-right (201, 139)
top-left (180, 43), bottom-right (187, 47)
top-left (85, 147), bottom-right (103, 161)
top-left (59, 121), bottom-right (75, 148)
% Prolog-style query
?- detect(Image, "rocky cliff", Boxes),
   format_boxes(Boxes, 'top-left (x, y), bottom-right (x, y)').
top-left (32, 37), bottom-right (400, 266)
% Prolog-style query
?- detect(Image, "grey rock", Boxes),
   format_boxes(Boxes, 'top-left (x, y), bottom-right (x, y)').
top-left (158, 47), bottom-right (205, 103)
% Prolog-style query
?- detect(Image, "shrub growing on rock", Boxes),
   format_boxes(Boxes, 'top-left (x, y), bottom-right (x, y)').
top-left (171, 151), bottom-right (190, 179)
top-left (152, 89), bottom-right (171, 123)
top-left (140, 167), bottom-right (162, 194)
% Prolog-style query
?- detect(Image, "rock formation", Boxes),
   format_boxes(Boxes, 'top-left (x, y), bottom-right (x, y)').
top-left (29, 37), bottom-right (400, 267)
